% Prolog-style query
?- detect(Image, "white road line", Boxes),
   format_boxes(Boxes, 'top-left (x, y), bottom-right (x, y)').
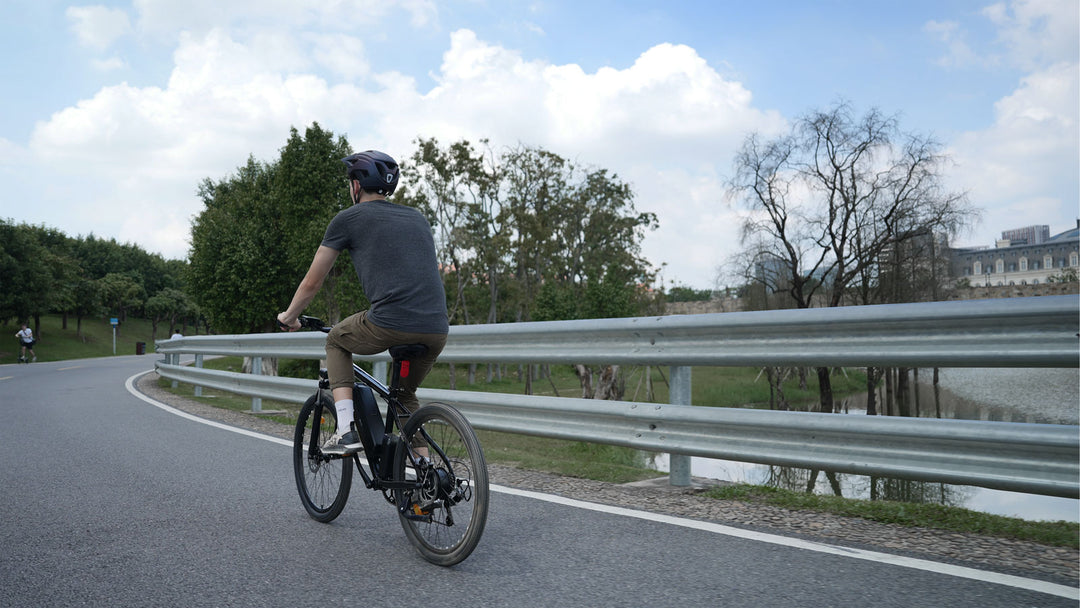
top-left (124, 371), bottom-right (1077, 600)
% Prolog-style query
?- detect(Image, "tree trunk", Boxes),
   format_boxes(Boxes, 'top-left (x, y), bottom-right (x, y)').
top-left (825, 471), bottom-right (842, 496)
top-left (596, 365), bottom-right (624, 400)
top-left (933, 367), bottom-right (942, 418)
top-left (574, 365), bottom-right (593, 399)
top-left (816, 366), bottom-right (834, 413)
top-left (242, 357), bottom-right (278, 376)
top-left (866, 367), bottom-right (878, 415)
top-left (897, 368), bottom-right (911, 417)
top-left (885, 368), bottom-right (895, 416)
top-left (913, 368), bottom-right (921, 417)
top-left (773, 368), bottom-right (789, 411)
top-left (765, 367), bottom-right (776, 410)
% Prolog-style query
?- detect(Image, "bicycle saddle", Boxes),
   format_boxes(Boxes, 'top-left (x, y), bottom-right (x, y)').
top-left (389, 344), bottom-right (428, 360)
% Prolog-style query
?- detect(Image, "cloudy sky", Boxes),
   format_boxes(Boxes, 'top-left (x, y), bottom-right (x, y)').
top-left (1, 0), bottom-right (1076, 289)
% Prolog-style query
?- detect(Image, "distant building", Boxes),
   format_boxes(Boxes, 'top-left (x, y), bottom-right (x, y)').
top-left (950, 221), bottom-right (1080, 286)
top-left (1000, 225), bottom-right (1050, 246)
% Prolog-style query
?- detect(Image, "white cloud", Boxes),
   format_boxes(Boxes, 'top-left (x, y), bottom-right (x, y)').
top-left (25, 24), bottom-right (783, 286)
top-left (924, 1), bottom-right (1079, 247)
top-left (378, 31), bottom-right (787, 286)
top-left (66, 5), bottom-right (132, 51)
top-left (982, 0), bottom-right (1080, 70)
top-left (309, 33), bottom-right (370, 81)
top-left (948, 61), bottom-right (1078, 245)
top-left (91, 56), bottom-right (127, 71)
top-left (924, 19), bottom-right (984, 68)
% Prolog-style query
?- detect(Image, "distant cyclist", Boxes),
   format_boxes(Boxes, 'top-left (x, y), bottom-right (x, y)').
top-left (278, 150), bottom-right (448, 456)
top-left (15, 323), bottom-right (36, 363)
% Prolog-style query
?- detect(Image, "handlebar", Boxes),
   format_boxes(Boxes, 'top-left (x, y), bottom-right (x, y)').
top-left (278, 315), bottom-right (332, 333)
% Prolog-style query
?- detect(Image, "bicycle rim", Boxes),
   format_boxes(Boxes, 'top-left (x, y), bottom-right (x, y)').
top-left (293, 391), bottom-right (352, 522)
top-left (394, 402), bottom-right (489, 566)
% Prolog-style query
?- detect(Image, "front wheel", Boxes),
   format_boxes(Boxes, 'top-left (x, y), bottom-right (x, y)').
top-left (293, 391), bottom-right (352, 522)
top-left (393, 402), bottom-right (489, 566)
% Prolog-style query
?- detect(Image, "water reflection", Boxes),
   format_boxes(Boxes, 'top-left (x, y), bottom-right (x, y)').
top-left (836, 368), bottom-right (1079, 425)
top-left (650, 454), bottom-right (1078, 523)
top-left (654, 368), bottom-right (1080, 523)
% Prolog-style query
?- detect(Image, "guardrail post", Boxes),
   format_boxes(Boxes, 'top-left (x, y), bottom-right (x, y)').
top-left (668, 366), bottom-right (692, 487)
top-left (170, 354), bottom-right (178, 388)
top-left (194, 354), bottom-right (203, 397)
top-left (251, 357), bottom-right (262, 413)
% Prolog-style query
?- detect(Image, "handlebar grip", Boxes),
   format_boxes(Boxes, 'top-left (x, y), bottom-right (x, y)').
top-left (276, 315), bottom-right (330, 332)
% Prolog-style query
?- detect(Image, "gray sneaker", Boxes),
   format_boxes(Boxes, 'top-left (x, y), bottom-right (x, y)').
top-left (321, 430), bottom-right (362, 456)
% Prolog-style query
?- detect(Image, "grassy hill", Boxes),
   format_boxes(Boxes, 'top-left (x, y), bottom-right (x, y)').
top-left (0, 315), bottom-right (192, 365)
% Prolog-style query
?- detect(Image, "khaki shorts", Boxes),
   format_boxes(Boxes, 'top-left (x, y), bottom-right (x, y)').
top-left (325, 311), bottom-right (446, 412)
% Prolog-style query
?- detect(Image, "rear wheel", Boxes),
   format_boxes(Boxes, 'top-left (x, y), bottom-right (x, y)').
top-left (393, 402), bottom-right (488, 566)
top-left (293, 391), bottom-right (352, 522)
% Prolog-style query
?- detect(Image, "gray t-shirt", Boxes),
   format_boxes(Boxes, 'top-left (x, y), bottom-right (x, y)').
top-left (321, 200), bottom-right (448, 335)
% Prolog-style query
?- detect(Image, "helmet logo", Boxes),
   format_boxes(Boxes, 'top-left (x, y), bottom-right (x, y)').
top-left (386, 174), bottom-right (394, 183)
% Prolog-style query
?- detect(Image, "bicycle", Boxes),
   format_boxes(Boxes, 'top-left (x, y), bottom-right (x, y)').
top-left (285, 315), bottom-right (488, 566)
top-left (16, 340), bottom-right (35, 363)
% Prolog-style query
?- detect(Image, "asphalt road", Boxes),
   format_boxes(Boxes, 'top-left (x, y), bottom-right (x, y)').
top-left (1, 355), bottom-right (1075, 607)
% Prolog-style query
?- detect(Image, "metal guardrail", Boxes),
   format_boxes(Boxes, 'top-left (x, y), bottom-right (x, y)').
top-left (155, 296), bottom-right (1080, 498)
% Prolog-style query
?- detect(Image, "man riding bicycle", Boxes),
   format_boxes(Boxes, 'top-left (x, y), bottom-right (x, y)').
top-left (278, 150), bottom-right (448, 456)
top-left (15, 323), bottom-right (36, 363)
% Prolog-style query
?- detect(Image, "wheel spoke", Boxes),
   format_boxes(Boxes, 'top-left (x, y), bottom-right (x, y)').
top-left (293, 393), bottom-right (352, 522)
top-left (394, 402), bottom-right (488, 566)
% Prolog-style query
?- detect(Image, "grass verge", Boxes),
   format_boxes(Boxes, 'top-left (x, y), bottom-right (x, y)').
top-left (705, 484), bottom-right (1079, 548)
top-left (1, 315), bottom-right (177, 364)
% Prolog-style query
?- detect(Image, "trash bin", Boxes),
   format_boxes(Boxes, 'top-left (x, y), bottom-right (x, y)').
top-left (136, 342), bottom-right (146, 355)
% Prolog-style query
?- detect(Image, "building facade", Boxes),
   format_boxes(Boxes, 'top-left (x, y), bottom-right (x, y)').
top-left (950, 221), bottom-right (1080, 286)
top-left (1000, 225), bottom-right (1050, 246)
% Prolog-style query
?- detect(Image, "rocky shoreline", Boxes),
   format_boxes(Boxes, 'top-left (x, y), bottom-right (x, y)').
top-left (135, 372), bottom-right (1078, 588)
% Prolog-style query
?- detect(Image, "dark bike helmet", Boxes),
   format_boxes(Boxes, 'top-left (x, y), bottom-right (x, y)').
top-left (341, 150), bottom-right (399, 196)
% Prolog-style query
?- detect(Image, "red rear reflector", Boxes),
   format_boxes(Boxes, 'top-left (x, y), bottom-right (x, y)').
top-left (401, 360), bottom-right (411, 378)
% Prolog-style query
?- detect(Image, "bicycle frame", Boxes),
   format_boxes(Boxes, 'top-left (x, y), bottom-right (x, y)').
top-left (309, 360), bottom-right (420, 494)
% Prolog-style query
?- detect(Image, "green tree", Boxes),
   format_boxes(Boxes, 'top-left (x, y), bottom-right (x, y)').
top-left (188, 156), bottom-right (285, 333)
top-left (399, 137), bottom-right (503, 325)
top-left (666, 285), bottom-right (713, 302)
top-left (71, 277), bottom-right (102, 339)
top-left (401, 139), bottom-right (658, 325)
top-left (189, 123), bottom-right (366, 334)
top-left (0, 220), bottom-right (52, 328)
top-left (145, 288), bottom-right (192, 340)
top-left (97, 273), bottom-right (145, 334)
top-left (274, 124), bottom-right (363, 324)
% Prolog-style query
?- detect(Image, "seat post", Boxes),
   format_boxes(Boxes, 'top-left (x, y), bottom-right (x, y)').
top-left (386, 343), bottom-right (430, 403)
top-left (388, 358), bottom-right (406, 401)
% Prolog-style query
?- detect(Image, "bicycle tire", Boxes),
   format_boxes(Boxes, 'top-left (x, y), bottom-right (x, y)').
top-left (293, 391), bottom-right (352, 522)
top-left (393, 402), bottom-right (489, 566)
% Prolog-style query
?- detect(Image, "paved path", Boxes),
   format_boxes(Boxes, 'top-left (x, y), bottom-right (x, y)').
top-left (0, 356), bottom-right (1075, 607)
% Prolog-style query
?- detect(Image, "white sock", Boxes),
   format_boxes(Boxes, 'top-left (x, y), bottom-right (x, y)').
top-left (334, 399), bottom-right (354, 435)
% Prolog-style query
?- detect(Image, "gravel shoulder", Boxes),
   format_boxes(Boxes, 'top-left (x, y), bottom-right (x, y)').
top-left (135, 371), bottom-right (1078, 588)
